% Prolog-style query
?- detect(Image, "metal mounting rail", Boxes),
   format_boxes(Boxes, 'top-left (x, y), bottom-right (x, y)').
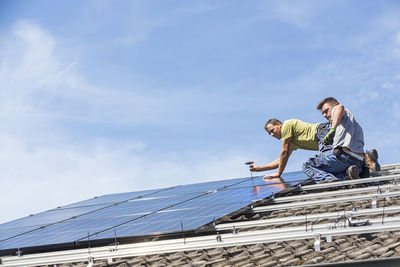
top-left (300, 174), bottom-right (400, 191)
top-left (272, 184), bottom-right (400, 203)
top-left (252, 191), bottom-right (400, 212)
top-left (3, 216), bottom-right (400, 267)
top-left (381, 163), bottom-right (400, 171)
top-left (216, 205), bottom-right (400, 230)
top-left (372, 169), bottom-right (400, 176)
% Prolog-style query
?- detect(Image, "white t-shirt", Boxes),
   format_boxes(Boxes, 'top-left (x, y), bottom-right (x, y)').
top-left (331, 105), bottom-right (365, 154)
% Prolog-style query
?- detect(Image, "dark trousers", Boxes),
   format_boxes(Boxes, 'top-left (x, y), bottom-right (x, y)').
top-left (302, 123), bottom-right (364, 182)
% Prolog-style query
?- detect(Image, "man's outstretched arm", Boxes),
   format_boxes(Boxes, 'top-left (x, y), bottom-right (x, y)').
top-left (263, 138), bottom-right (292, 180)
top-left (250, 158), bottom-right (280, 172)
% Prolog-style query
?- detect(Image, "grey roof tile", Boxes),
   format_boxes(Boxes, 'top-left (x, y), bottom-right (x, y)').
top-left (247, 244), bottom-right (264, 255)
top-left (188, 260), bottom-right (207, 267)
top-left (318, 246), bottom-right (336, 255)
top-left (281, 258), bottom-right (303, 266)
top-left (304, 255), bottom-right (324, 264)
top-left (226, 255), bottom-right (251, 265)
top-left (266, 243), bottom-right (284, 251)
top-left (125, 257), bottom-right (144, 265)
top-left (278, 254), bottom-right (296, 265)
top-left (381, 250), bottom-right (396, 258)
top-left (273, 250), bottom-right (292, 259)
top-left (329, 254), bottom-right (347, 262)
top-left (256, 258), bottom-right (278, 267)
top-left (205, 258), bottom-right (226, 266)
top-left (294, 248), bottom-right (314, 258)
top-left (354, 252), bottom-right (374, 260)
top-left (347, 248), bottom-right (368, 259)
top-left (388, 241), bottom-right (400, 250)
top-left (374, 246), bottom-right (390, 256)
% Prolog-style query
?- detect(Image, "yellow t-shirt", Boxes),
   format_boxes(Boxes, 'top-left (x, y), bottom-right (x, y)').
top-left (281, 119), bottom-right (319, 151)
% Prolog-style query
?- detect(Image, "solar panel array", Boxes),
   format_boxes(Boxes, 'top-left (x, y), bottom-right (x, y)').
top-left (0, 171), bottom-right (308, 253)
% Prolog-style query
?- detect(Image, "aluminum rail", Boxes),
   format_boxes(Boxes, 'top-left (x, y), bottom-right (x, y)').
top-left (3, 216), bottom-right (400, 267)
top-left (252, 190), bottom-right (400, 212)
top-left (216, 205), bottom-right (400, 231)
top-left (300, 173), bottom-right (400, 191)
top-left (381, 163), bottom-right (400, 171)
top-left (272, 183), bottom-right (400, 203)
top-left (372, 169), bottom-right (400, 176)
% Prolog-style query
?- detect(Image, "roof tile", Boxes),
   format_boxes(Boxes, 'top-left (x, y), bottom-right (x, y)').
top-left (354, 252), bottom-right (374, 260)
top-left (294, 248), bottom-right (314, 258)
top-left (247, 244), bottom-right (264, 254)
top-left (189, 260), bottom-right (208, 267)
top-left (329, 254), bottom-right (347, 262)
top-left (281, 258), bottom-right (303, 266)
top-left (304, 255), bottom-right (324, 264)
top-left (374, 246), bottom-right (390, 256)
top-left (255, 258), bottom-right (278, 267)
top-left (273, 250), bottom-right (292, 259)
top-left (226, 255), bottom-right (251, 265)
top-left (381, 250), bottom-right (396, 258)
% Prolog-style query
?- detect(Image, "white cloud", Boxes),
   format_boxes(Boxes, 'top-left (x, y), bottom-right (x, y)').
top-left (0, 20), bottom-right (277, 224)
top-left (0, 20), bottom-right (222, 130)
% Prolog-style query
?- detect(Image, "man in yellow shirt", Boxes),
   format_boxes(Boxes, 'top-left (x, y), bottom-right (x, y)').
top-left (250, 118), bottom-right (329, 180)
top-left (251, 98), bottom-right (380, 182)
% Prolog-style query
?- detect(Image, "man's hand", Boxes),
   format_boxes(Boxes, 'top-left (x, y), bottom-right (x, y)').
top-left (263, 172), bottom-right (281, 181)
top-left (249, 164), bottom-right (259, 172)
top-left (323, 128), bottom-right (336, 145)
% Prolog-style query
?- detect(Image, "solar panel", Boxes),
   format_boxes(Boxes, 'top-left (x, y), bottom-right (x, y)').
top-left (0, 171), bottom-right (308, 254)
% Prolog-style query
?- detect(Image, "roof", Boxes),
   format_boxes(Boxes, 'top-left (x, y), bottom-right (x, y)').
top-left (1, 163), bottom-right (400, 266)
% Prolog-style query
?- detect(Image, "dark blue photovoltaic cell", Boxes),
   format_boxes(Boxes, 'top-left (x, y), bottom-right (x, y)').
top-left (0, 204), bottom-right (115, 243)
top-left (0, 170), bottom-right (308, 252)
top-left (0, 203), bottom-right (245, 249)
top-left (0, 226), bottom-right (38, 242)
top-left (0, 194), bottom-right (196, 247)
top-left (78, 202), bottom-right (248, 240)
top-left (62, 188), bottom-right (163, 208)
top-left (62, 177), bottom-right (249, 209)
top-left (0, 205), bottom-right (113, 230)
top-left (146, 177), bottom-right (249, 197)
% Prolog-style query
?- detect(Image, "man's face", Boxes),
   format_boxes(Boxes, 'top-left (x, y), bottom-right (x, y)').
top-left (321, 103), bottom-right (334, 122)
top-left (265, 123), bottom-right (281, 140)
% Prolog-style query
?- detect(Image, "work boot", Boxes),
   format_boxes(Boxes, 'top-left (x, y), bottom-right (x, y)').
top-left (365, 149), bottom-right (381, 172)
top-left (345, 165), bottom-right (361, 180)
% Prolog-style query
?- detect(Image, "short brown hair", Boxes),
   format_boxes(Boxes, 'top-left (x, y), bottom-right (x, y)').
top-left (317, 97), bottom-right (339, 110)
top-left (265, 118), bottom-right (282, 129)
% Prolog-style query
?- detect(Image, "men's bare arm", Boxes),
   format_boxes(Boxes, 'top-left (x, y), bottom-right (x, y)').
top-left (250, 158), bottom-right (280, 172)
top-left (331, 104), bottom-right (344, 128)
top-left (323, 104), bottom-right (345, 144)
top-left (263, 138), bottom-right (293, 180)
top-left (277, 138), bottom-right (292, 176)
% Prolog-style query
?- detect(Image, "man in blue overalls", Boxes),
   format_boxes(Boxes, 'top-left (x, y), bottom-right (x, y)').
top-left (303, 97), bottom-right (379, 183)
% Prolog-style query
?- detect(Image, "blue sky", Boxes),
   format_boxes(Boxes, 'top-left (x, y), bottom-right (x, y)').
top-left (1, 0), bottom-right (400, 223)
